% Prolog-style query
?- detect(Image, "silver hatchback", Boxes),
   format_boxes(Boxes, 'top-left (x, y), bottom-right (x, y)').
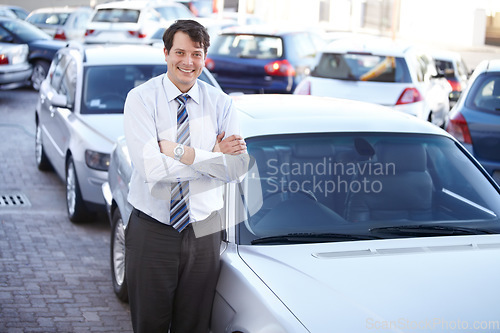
top-left (35, 42), bottom-right (220, 223)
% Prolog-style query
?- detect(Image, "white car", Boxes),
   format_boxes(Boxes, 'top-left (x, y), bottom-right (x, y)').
top-left (103, 94), bottom-right (500, 332)
top-left (0, 42), bottom-right (32, 89)
top-left (295, 37), bottom-right (451, 127)
top-left (84, 0), bottom-right (192, 44)
top-left (35, 42), bottom-right (220, 223)
top-left (26, 6), bottom-right (93, 42)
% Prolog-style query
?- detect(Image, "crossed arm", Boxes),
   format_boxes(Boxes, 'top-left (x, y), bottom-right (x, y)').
top-left (158, 132), bottom-right (247, 165)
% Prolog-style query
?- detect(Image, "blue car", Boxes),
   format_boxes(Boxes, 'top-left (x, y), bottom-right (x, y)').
top-left (205, 25), bottom-right (326, 94)
top-left (446, 59), bottom-right (500, 184)
top-left (0, 17), bottom-right (66, 90)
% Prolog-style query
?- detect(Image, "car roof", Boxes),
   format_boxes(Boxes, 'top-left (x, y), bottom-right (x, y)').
top-left (483, 59), bottom-right (500, 73)
top-left (220, 24), bottom-right (318, 36)
top-left (29, 6), bottom-right (91, 14)
top-left (429, 49), bottom-right (464, 62)
top-left (66, 43), bottom-right (166, 65)
top-left (321, 36), bottom-right (417, 57)
top-left (232, 94), bottom-right (448, 138)
top-left (95, 0), bottom-right (183, 10)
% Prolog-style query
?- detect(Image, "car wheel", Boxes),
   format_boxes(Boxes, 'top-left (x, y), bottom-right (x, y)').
top-left (31, 60), bottom-right (50, 91)
top-left (35, 122), bottom-right (52, 171)
top-left (66, 156), bottom-right (88, 223)
top-left (111, 208), bottom-right (128, 302)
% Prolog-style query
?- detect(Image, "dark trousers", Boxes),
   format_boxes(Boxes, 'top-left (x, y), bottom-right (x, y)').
top-left (125, 208), bottom-right (222, 333)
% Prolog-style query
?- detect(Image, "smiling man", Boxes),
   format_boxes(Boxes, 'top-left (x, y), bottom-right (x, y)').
top-left (123, 20), bottom-right (247, 333)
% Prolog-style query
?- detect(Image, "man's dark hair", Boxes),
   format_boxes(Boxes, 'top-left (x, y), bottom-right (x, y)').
top-left (163, 19), bottom-right (210, 55)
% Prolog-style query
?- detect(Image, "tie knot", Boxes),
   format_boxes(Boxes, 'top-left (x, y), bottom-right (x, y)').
top-left (176, 94), bottom-right (189, 106)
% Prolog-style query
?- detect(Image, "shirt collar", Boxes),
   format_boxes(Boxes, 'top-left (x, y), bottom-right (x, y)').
top-left (163, 74), bottom-right (200, 105)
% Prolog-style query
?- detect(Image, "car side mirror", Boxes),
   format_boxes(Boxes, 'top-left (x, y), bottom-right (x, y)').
top-left (49, 92), bottom-right (69, 108)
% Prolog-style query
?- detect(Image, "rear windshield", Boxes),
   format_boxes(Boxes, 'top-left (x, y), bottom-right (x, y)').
top-left (210, 34), bottom-right (283, 59)
top-left (92, 8), bottom-right (140, 23)
top-left (27, 12), bottom-right (70, 26)
top-left (312, 52), bottom-right (412, 83)
top-left (465, 73), bottom-right (500, 113)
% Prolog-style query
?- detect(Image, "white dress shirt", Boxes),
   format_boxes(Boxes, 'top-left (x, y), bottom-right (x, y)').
top-left (123, 74), bottom-right (247, 224)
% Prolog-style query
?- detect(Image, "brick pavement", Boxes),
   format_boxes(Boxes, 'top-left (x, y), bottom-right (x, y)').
top-left (0, 88), bottom-right (133, 333)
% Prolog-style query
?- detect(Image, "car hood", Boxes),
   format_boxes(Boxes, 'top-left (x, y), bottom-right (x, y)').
top-left (79, 114), bottom-right (124, 144)
top-left (237, 235), bottom-right (500, 332)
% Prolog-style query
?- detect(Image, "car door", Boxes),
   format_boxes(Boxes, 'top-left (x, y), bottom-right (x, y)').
top-left (38, 52), bottom-right (77, 178)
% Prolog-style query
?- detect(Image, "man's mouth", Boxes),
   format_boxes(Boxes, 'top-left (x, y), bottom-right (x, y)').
top-left (178, 67), bottom-right (194, 73)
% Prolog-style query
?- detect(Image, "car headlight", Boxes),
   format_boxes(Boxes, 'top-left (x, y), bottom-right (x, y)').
top-left (85, 150), bottom-right (110, 171)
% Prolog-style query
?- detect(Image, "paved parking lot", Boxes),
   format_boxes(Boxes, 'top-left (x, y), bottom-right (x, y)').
top-left (0, 88), bottom-right (133, 332)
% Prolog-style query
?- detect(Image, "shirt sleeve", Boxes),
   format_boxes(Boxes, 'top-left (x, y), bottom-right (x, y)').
top-left (123, 84), bottom-right (202, 189)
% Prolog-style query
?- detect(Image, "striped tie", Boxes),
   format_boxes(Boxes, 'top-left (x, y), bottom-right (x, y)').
top-left (170, 94), bottom-right (190, 231)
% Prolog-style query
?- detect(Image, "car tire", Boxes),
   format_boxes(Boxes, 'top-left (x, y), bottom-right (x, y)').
top-left (31, 60), bottom-right (50, 91)
top-left (111, 208), bottom-right (128, 302)
top-left (35, 122), bottom-right (52, 171)
top-left (66, 156), bottom-right (88, 223)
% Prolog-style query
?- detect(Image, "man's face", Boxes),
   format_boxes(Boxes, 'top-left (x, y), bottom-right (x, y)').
top-left (164, 31), bottom-right (205, 93)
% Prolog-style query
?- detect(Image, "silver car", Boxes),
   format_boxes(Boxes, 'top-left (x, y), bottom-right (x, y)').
top-left (0, 42), bottom-right (32, 89)
top-left (103, 94), bottom-right (500, 332)
top-left (35, 42), bottom-right (220, 223)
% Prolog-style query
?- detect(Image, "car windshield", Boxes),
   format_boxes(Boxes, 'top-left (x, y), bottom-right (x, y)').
top-left (81, 65), bottom-right (217, 114)
top-left (0, 19), bottom-right (51, 42)
top-left (92, 9), bottom-right (140, 23)
top-left (81, 65), bottom-right (165, 114)
top-left (237, 133), bottom-right (500, 245)
top-left (312, 52), bottom-right (412, 82)
top-left (210, 34), bottom-right (283, 59)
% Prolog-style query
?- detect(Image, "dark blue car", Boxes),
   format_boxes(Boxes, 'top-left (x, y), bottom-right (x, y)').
top-left (205, 25), bottom-right (326, 94)
top-left (446, 59), bottom-right (500, 184)
top-left (0, 17), bottom-right (66, 90)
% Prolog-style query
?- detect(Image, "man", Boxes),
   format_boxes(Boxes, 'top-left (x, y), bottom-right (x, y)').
top-left (123, 19), bottom-right (248, 333)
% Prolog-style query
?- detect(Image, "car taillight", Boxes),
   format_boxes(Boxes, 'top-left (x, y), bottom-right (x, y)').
top-left (205, 57), bottom-right (215, 71)
top-left (448, 79), bottom-right (462, 92)
top-left (0, 54), bottom-right (8, 65)
top-left (85, 29), bottom-right (95, 36)
top-left (128, 31), bottom-right (146, 38)
top-left (396, 87), bottom-right (423, 105)
top-left (294, 80), bottom-right (311, 95)
top-left (264, 59), bottom-right (295, 77)
top-left (446, 111), bottom-right (472, 144)
top-left (54, 29), bottom-right (67, 40)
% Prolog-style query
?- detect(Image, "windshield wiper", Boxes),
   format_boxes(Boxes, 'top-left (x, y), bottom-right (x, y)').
top-left (251, 232), bottom-right (380, 245)
top-left (370, 225), bottom-right (494, 236)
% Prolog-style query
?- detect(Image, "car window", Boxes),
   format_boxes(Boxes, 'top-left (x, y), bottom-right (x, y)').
top-left (237, 133), bottom-right (500, 245)
top-left (92, 9), bottom-right (140, 23)
top-left (60, 59), bottom-right (77, 106)
top-left (467, 74), bottom-right (500, 113)
top-left (210, 34), bottom-right (283, 59)
top-left (312, 53), bottom-right (411, 83)
top-left (82, 64), bottom-right (165, 114)
top-left (51, 54), bottom-right (70, 90)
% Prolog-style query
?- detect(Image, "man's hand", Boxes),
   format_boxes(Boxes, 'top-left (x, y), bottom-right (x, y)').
top-left (213, 132), bottom-right (247, 155)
